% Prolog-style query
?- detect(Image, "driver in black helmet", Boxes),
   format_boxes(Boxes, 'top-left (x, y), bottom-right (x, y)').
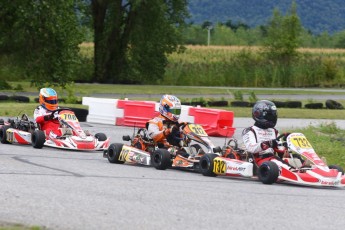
top-left (242, 100), bottom-right (286, 166)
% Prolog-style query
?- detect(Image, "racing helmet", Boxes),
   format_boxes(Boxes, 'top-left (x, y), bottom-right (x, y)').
top-left (159, 95), bottom-right (181, 122)
top-left (252, 100), bottom-right (277, 129)
top-left (39, 88), bottom-right (58, 111)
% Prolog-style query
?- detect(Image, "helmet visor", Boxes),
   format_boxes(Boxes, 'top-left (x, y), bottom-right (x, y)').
top-left (264, 110), bottom-right (277, 122)
top-left (45, 98), bottom-right (57, 104)
top-left (169, 108), bottom-right (181, 115)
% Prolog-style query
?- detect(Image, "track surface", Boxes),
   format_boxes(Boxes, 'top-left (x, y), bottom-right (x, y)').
top-left (1, 123), bottom-right (344, 230)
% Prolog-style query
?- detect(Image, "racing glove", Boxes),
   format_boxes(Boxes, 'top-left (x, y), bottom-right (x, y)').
top-left (260, 139), bottom-right (278, 150)
top-left (163, 127), bottom-right (171, 136)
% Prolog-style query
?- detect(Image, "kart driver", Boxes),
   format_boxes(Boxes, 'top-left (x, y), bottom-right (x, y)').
top-left (242, 100), bottom-right (287, 166)
top-left (34, 88), bottom-right (61, 139)
top-left (147, 94), bottom-right (188, 157)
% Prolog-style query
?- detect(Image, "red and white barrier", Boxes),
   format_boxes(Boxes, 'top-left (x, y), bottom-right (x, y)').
top-left (115, 100), bottom-right (159, 127)
top-left (189, 107), bottom-right (235, 137)
top-left (82, 97), bottom-right (236, 137)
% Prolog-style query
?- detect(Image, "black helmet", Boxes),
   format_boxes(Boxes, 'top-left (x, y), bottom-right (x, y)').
top-left (252, 100), bottom-right (277, 128)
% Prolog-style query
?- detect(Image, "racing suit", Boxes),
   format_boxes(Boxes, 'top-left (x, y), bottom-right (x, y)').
top-left (242, 124), bottom-right (280, 166)
top-left (34, 106), bottom-right (61, 138)
top-left (147, 115), bottom-right (187, 156)
top-left (147, 115), bottom-right (179, 146)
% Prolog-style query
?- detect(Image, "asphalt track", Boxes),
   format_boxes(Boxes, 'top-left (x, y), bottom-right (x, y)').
top-left (1, 120), bottom-right (345, 230)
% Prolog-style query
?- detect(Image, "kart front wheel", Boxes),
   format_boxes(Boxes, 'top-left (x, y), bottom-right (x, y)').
top-left (0, 125), bottom-right (10, 144)
top-left (329, 165), bottom-right (344, 175)
top-left (151, 149), bottom-right (171, 170)
top-left (107, 143), bottom-right (125, 164)
top-left (199, 154), bottom-right (218, 177)
top-left (95, 133), bottom-right (107, 141)
top-left (258, 161), bottom-right (279, 184)
top-left (31, 130), bottom-right (46, 149)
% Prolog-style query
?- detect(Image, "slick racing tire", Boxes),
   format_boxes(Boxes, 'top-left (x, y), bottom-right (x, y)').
top-left (258, 161), bottom-right (279, 184)
top-left (0, 125), bottom-right (10, 144)
top-left (151, 149), bottom-right (171, 170)
top-left (199, 154), bottom-right (218, 177)
top-left (95, 133), bottom-right (107, 141)
top-left (329, 164), bottom-right (344, 175)
top-left (31, 130), bottom-right (46, 149)
top-left (107, 143), bottom-right (125, 164)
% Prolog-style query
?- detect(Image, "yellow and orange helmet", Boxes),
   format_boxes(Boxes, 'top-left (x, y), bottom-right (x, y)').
top-left (159, 94), bottom-right (181, 122)
top-left (39, 88), bottom-right (58, 111)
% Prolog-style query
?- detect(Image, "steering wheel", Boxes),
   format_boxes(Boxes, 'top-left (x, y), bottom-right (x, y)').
top-left (276, 133), bottom-right (291, 141)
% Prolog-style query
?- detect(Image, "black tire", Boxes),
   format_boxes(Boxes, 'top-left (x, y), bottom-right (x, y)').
top-left (272, 101), bottom-right (286, 108)
top-left (190, 101), bottom-right (206, 107)
top-left (151, 149), bottom-right (171, 170)
top-left (107, 143), bottom-right (125, 164)
top-left (258, 161), bottom-right (279, 184)
top-left (95, 133), bottom-right (107, 141)
top-left (325, 100), bottom-right (344, 110)
top-left (0, 95), bottom-right (9, 101)
top-left (0, 125), bottom-right (10, 144)
top-left (305, 103), bottom-right (323, 109)
top-left (208, 101), bottom-right (228, 107)
top-left (31, 130), bottom-right (46, 149)
top-left (329, 164), bottom-right (344, 175)
top-left (285, 101), bottom-right (302, 108)
top-left (230, 101), bottom-right (250, 107)
top-left (9, 95), bottom-right (30, 103)
top-left (199, 154), bottom-right (218, 177)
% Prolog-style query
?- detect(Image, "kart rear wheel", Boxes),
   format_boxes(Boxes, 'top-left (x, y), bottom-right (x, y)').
top-left (32, 130), bottom-right (46, 149)
top-left (0, 125), bottom-right (10, 144)
top-left (329, 165), bottom-right (344, 175)
top-left (151, 149), bottom-right (171, 170)
top-left (107, 143), bottom-right (125, 164)
top-left (199, 154), bottom-right (218, 177)
top-left (95, 133), bottom-right (107, 141)
top-left (258, 161), bottom-right (279, 184)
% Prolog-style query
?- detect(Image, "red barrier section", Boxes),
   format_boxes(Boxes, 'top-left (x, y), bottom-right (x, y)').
top-left (189, 107), bottom-right (236, 137)
top-left (116, 100), bottom-right (159, 127)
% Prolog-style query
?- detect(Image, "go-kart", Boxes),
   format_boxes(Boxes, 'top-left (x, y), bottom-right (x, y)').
top-left (199, 132), bottom-right (345, 187)
top-left (103, 123), bottom-right (222, 170)
top-left (0, 109), bottom-right (110, 151)
top-left (42, 108), bottom-right (110, 151)
top-left (0, 114), bottom-right (46, 148)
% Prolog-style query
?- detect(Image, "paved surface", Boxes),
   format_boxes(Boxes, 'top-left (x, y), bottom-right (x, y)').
top-left (1, 122), bottom-right (345, 230)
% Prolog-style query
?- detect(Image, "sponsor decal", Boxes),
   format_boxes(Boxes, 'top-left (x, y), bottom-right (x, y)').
top-left (227, 166), bottom-right (246, 172)
top-left (320, 180), bottom-right (340, 186)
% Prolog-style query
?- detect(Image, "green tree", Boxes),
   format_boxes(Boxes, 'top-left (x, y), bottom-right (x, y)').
top-left (91, 0), bottom-right (188, 83)
top-left (263, 1), bottom-right (302, 59)
top-left (0, 0), bottom-right (83, 88)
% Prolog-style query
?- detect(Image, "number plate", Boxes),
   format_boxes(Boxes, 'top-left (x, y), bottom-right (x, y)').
top-left (290, 135), bottom-right (312, 149)
top-left (188, 124), bottom-right (208, 137)
top-left (213, 158), bottom-right (226, 174)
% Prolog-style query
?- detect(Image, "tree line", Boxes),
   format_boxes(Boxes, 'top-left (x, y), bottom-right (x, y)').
top-left (0, 0), bottom-right (343, 88)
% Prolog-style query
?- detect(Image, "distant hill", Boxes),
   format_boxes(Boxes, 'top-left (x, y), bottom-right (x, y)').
top-left (188, 0), bottom-right (345, 34)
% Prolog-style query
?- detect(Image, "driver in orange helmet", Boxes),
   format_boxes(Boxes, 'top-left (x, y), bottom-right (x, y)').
top-left (34, 88), bottom-right (62, 139)
top-left (147, 94), bottom-right (184, 149)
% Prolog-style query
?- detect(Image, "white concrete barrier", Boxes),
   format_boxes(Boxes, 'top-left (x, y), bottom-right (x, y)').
top-left (82, 97), bottom-right (122, 124)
